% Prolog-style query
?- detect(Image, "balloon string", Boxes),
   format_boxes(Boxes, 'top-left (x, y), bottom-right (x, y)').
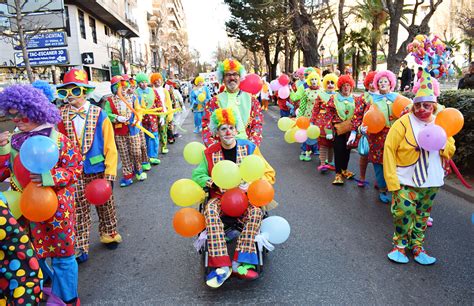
top-left (448, 159), bottom-right (472, 189)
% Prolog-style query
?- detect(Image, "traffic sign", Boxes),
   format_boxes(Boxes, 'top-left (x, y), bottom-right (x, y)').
top-left (82, 52), bottom-right (94, 65)
top-left (14, 32), bottom-right (67, 50)
top-left (15, 48), bottom-right (69, 66)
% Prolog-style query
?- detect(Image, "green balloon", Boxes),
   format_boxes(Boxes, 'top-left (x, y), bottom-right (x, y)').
top-left (170, 179), bottom-right (205, 207)
top-left (183, 141), bottom-right (206, 165)
top-left (277, 117), bottom-right (295, 132)
top-left (240, 155), bottom-right (265, 183)
top-left (212, 160), bottom-right (241, 189)
top-left (307, 125), bottom-right (321, 139)
top-left (3, 190), bottom-right (22, 219)
top-left (284, 127), bottom-right (297, 144)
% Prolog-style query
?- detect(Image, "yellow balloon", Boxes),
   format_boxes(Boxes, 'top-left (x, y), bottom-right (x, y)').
top-left (170, 179), bottom-right (205, 207)
top-left (183, 142), bottom-right (206, 165)
top-left (284, 127), bottom-right (298, 144)
top-left (240, 155), bottom-right (265, 183)
top-left (211, 160), bottom-right (241, 189)
top-left (277, 117), bottom-right (296, 132)
top-left (307, 125), bottom-right (321, 139)
top-left (3, 191), bottom-right (22, 219)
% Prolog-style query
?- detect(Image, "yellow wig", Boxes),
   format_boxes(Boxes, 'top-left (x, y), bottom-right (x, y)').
top-left (194, 76), bottom-right (205, 86)
top-left (306, 72), bottom-right (321, 87)
top-left (322, 73), bottom-right (339, 91)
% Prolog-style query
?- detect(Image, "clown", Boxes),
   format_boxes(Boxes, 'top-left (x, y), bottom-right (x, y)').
top-left (384, 69), bottom-right (455, 265)
top-left (202, 59), bottom-right (263, 147)
top-left (310, 73), bottom-right (338, 173)
top-left (190, 75), bottom-right (211, 133)
top-left (150, 73), bottom-right (174, 154)
top-left (192, 108), bottom-right (275, 288)
top-left (259, 76), bottom-right (272, 111)
top-left (104, 75), bottom-right (147, 187)
top-left (295, 72), bottom-right (322, 161)
top-left (324, 75), bottom-right (357, 185)
top-left (57, 69), bottom-right (121, 262)
top-left (358, 70), bottom-right (401, 203)
top-left (348, 71), bottom-right (378, 187)
top-left (0, 84), bottom-right (83, 304)
top-left (135, 72), bottom-right (161, 167)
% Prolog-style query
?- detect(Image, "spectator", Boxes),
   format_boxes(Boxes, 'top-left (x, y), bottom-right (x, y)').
top-left (458, 62), bottom-right (474, 89)
top-left (399, 60), bottom-right (412, 91)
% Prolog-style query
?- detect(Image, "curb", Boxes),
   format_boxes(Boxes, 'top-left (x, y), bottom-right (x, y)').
top-left (443, 180), bottom-right (474, 203)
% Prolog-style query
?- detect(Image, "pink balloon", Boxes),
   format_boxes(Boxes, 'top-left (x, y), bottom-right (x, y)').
top-left (294, 129), bottom-right (308, 143)
top-left (418, 125), bottom-right (447, 151)
top-left (278, 74), bottom-right (290, 86)
top-left (278, 86), bottom-right (290, 99)
top-left (239, 73), bottom-right (263, 95)
top-left (270, 79), bottom-right (282, 91)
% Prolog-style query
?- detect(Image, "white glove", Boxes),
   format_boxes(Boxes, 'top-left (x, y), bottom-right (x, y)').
top-left (116, 115), bottom-right (127, 123)
top-left (360, 125), bottom-right (368, 136)
top-left (326, 134), bottom-right (333, 140)
top-left (347, 131), bottom-right (357, 145)
top-left (159, 116), bottom-right (166, 126)
top-left (239, 182), bottom-right (249, 192)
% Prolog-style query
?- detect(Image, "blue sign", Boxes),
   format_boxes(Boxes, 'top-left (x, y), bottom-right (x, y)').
top-left (15, 48), bottom-right (69, 66)
top-left (14, 32), bottom-right (67, 50)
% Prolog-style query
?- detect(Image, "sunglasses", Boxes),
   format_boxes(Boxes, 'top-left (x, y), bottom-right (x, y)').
top-left (224, 72), bottom-right (240, 78)
top-left (6, 112), bottom-right (25, 119)
top-left (57, 86), bottom-right (85, 99)
top-left (414, 102), bottom-right (434, 109)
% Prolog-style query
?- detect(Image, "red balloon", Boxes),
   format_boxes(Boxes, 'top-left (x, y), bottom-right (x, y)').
top-left (239, 73), bottom-right (263, 95)
top-left (278, 74), bottom-right (290, 86)
top-left (85, 179), bottom-right (112, 206)
top-left (13, 155), bottom-right (31, 188)
top-left (221, 188), bottom-right (249, 217)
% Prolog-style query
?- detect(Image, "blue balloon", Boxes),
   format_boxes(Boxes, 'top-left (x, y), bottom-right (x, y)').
top-left (20, 136), bottom-right (59, 174)
top-left (448, 68), bottom-right (455, 76)
top-left (432, 69), bottom-right (440, 77)
top-left (261, 216), bottom-right (290, 244)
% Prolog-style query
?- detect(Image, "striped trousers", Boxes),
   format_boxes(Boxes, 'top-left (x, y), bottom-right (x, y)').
top-left (115, 133), bottom-right (143, 179)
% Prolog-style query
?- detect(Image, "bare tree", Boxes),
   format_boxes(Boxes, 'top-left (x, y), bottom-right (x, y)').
top-left (456, 8), bottom-right (474, 63)
top-left (0, 0), bottom-right (56, 82)
top-left (326, 0), bottom-right (349, 72)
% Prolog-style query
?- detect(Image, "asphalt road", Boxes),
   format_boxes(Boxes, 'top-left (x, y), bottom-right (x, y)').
top-left (78, 107), bottom-right (473, 305)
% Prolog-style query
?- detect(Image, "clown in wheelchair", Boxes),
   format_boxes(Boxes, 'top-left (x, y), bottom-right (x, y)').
top-left (191, 108), bottom-right (275, 288)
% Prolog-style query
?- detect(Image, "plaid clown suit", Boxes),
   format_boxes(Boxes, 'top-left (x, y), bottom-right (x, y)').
top-left (58, 102), bottom-right (120, 254)
top-left (192, 139), bottom-right (275, 267)
top-left (104, 95), bottom-right (144, 180)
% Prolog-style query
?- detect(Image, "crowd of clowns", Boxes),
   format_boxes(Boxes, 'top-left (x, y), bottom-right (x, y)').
top-left (0, 54), bottom-right (464, 302)
top-left (0, 68), bottom-right (185, 305)
top-left (274, 65), bottom-right (462, 266)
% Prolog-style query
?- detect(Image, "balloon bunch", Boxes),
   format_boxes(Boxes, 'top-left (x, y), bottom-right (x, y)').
top-left (270, 74), bottom-right (290, 99)
top-left (8, 136), bottom-right (60, 222)
top-left (418, 108), bottom-right (464, 151)
top-left (407, 34), bottom-right (454, 78)
top-left (277, 117), bottom-right (320, 145)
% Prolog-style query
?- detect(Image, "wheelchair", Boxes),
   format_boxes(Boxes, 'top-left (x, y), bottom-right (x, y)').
top-left (197, 188), bottom-right (269, 279)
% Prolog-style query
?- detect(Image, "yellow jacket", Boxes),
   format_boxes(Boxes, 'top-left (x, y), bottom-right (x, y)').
top-left (383, 113), bottom-right (455, 191)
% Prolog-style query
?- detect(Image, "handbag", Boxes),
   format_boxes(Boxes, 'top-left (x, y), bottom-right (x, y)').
top-left (357, 135), bottom-right (369, 156)
top-left (334, 119), bottom-right (352, 135)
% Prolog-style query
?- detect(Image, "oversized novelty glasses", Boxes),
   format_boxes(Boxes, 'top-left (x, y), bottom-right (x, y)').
top-left (5, 111), bottom-right (25, 119)
top-left (57, 86), bottom-right (85, 99)
top-left (413, 102), bottom-right (434, 109)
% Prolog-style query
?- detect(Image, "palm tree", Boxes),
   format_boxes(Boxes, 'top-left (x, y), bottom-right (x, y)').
top-left (345, 28), bottom-right (371, 87)
top-left (352, 0), bottom-right (388, 71)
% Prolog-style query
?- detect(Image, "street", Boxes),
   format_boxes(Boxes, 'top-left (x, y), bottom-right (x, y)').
top-left (78, 107), bottom-right (473, 305)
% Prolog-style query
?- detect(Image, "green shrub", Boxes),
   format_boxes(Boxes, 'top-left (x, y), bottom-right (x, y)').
top-left (403, 90), bottom-right (474, 174)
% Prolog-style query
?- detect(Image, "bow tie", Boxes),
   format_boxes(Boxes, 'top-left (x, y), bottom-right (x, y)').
top-left (11, 128), bottom-right (52, 151)
top-left (69, 108), bottom-right (87, 120)
top-left (337, 94), bottom-right (354, 103)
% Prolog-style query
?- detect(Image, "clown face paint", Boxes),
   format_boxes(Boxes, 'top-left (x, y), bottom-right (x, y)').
top-left (138, 82), bottom-right (147, 90)
top-left (310, 78), bottom-right (319, 87)
top-left (326, 80), bottom-right (335, 91)
top-left (413, 102), bottom-right (435, 121)
top-left (378, 77), bottom-right (391, 94)
top-left (8, 109), bottom-right (38, 132)
top-left (340, 83), bottom-right (352, 96)
top-left (217, 124), bottom-right (237, 148)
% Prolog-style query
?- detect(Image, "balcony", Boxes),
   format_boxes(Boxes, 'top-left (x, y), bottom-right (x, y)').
top-left (65, 0), bottom-right (139, 37)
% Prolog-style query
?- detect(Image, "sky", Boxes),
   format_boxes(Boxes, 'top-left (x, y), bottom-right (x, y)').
top-left (182, 0), bottom-right (231, 64)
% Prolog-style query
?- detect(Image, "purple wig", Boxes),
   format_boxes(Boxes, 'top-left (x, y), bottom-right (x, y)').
top-left (0, 84), bottom-right (61, 124)
top-left (373, 70), bottom-right (397, 91)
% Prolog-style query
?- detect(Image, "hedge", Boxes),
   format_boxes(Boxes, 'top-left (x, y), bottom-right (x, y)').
top-left (402, 90), bottom-right (474, 174)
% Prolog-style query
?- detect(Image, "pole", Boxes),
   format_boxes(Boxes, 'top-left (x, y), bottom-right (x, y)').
top-left (121, 37), bottom-right (127, 74)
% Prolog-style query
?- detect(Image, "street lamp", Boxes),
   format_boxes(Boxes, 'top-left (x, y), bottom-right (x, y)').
top-left (117, 29), bottom-right (129, 74)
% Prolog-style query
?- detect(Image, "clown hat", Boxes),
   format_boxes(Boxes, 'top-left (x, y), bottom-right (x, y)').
top-left (57, 68), bottom-right (95, 90)
top-left (413, 68), bottom-right (436, 103)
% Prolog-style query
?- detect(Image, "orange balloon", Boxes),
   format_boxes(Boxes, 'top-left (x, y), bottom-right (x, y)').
top-left (247, 179), bottom-right (274, 207)
top-left (392, 95), bottom-right (412, 118)
top-left (173, 207), bottom-right (206, 238)
top-left (362, 108), bottom-right (385, 134)
top-left (20, 183), bottom-right (58, 222)
top-left (435, 108), bottom-right (464, 137)
top-left (296, 116), bottom-right (310, 129)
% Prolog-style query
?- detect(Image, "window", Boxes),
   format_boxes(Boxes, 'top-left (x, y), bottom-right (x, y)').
top-left (64, 6), bottom-right (71, 37)
top-left (104, 25), bottom-right (109, 36)
top-left (78, 10), bottom-right (86, 39)
top-left (89, 16), bottom-right (97, 44)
